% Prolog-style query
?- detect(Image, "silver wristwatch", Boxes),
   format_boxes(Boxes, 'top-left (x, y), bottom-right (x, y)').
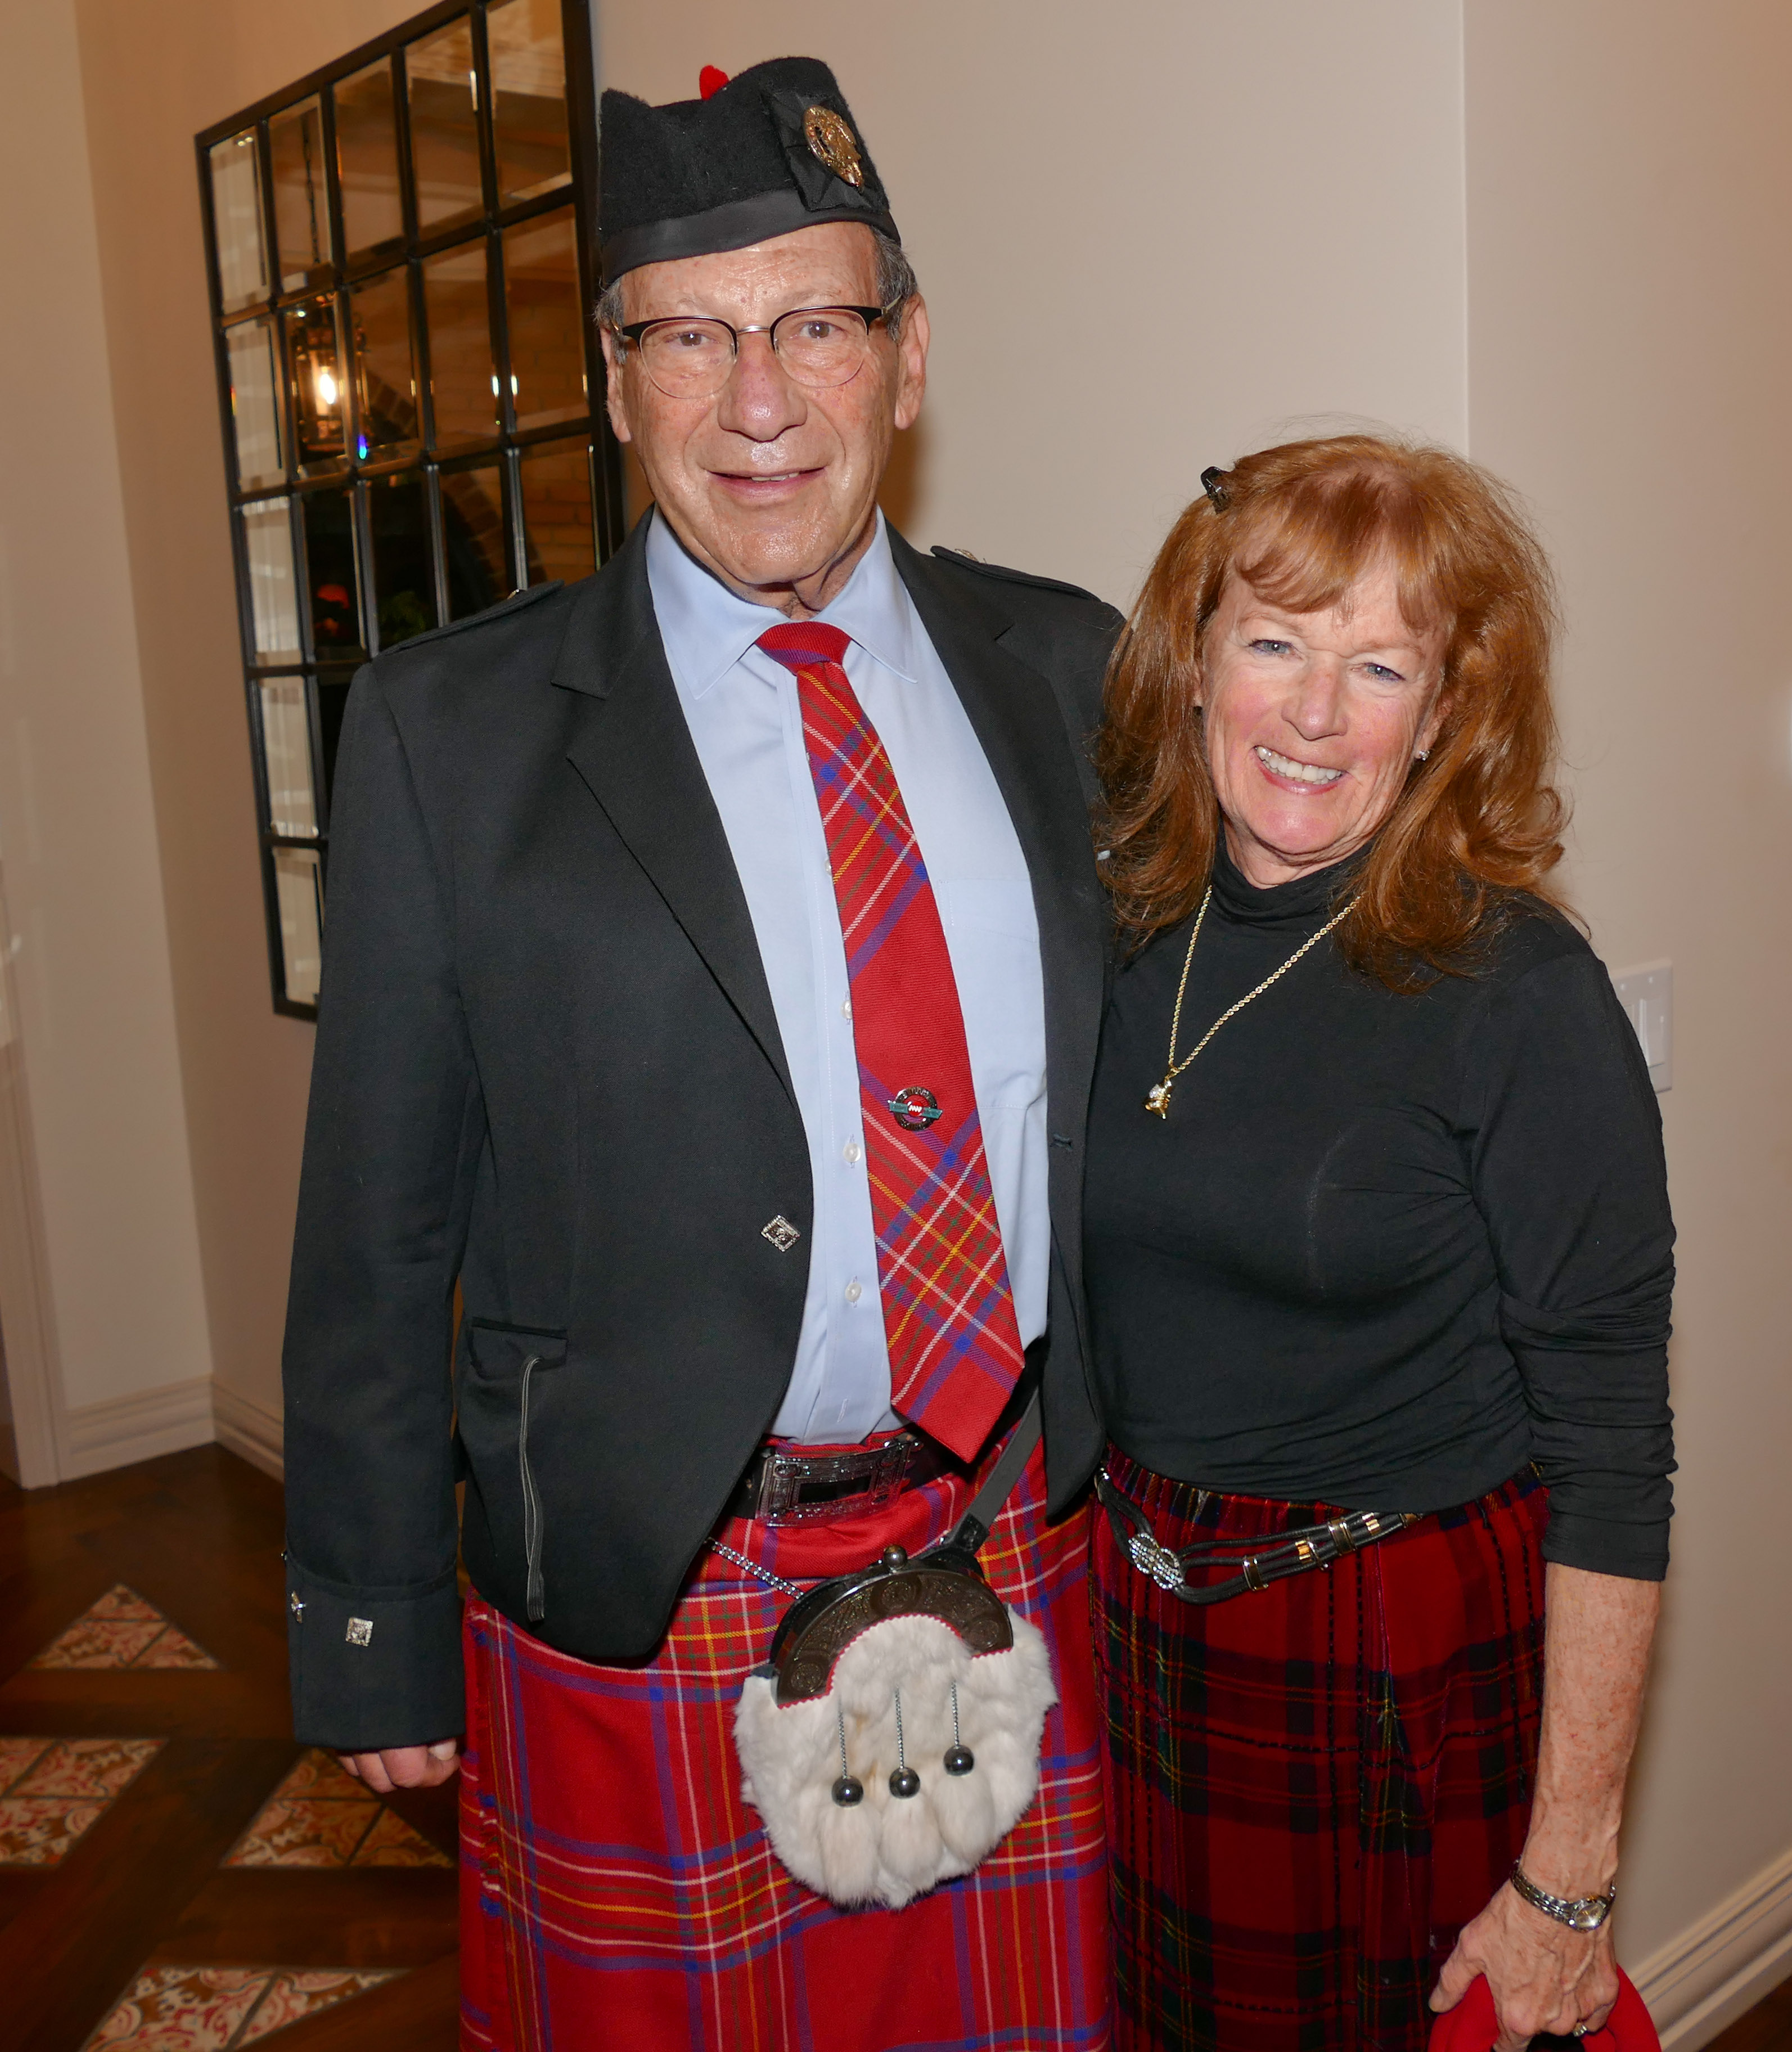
top-left (1510, 1860), bottom-right (1617, 1932)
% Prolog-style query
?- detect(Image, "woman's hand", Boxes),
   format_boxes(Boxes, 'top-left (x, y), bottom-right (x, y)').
top-left (1432, 1879), bottom-right (1618, 2045)
top-left (1431, 1561), bottom-right (1659, 2046)
top-left (337, 1739), bottom-right (461, 1794)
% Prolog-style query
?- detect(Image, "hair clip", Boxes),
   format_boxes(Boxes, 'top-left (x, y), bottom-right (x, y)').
top-left (1200, 466), bottom-right (1232, 512)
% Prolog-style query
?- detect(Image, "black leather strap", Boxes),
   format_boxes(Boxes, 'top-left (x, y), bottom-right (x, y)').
top-left (943, 1391), bottom-right (1043, 1556)
top-left (1096, 1472), bottom-right (1420, 1605)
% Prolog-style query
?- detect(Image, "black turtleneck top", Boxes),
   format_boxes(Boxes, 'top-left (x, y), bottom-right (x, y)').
top-left (1083, 842), bottom-right (1676, 1580)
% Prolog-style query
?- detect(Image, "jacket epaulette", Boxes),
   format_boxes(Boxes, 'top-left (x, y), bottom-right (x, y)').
top-left (929, 547), bottom-right (1112, 609)
top-left (377, 580), bottom-right (565, 658)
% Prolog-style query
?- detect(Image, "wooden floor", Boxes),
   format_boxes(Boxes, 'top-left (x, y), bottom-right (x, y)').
top-left (1, 1442), bottom-right (1787, 2051)
top-left (0, 1446), bottom-right (456, 2050)
top-left (1712, 1980), bottom-right (1792, 2052)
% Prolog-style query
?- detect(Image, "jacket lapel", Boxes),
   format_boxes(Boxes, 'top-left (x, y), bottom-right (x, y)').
top-left (550, 522), bottom-right (795, 1106)
top-left (888, 529), bottom-right (1110, 1204)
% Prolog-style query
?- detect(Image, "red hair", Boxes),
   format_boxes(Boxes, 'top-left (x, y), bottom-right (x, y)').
top-left (1097, 434), bottom-right (1570, 989)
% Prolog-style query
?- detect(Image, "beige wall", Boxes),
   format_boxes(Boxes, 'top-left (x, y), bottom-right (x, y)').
top-left (65, 0), bottom-right (427, 1439)
top-left (600, 0), bottom-right (1470, 605)
top-left (1466, 0), bottom-right (1792, 2019)
top-left (0, 0), bottom-right (211, 1452)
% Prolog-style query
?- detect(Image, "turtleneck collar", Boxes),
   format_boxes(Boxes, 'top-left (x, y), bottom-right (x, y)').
top-left (1208, 831), bottom-right (1366, 930)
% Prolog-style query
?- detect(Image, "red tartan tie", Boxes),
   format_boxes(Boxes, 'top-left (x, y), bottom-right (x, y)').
top-left (757, 622), bottom-right (1025, 1462)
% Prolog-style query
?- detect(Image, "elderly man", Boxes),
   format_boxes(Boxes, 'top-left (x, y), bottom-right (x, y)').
top-left (281, 57), bottom-right (1118, 2050)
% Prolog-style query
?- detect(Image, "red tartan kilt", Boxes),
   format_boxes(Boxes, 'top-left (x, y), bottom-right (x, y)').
top-left (1092, 1452), bottom-right (1548, 2052)
top-left (460, 1424), bottom-right (1111, 2051)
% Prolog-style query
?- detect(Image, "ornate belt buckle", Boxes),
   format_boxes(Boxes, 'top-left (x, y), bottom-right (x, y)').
top-left (757, 1436), bottom-right (919, 1527)
top-left (1126, 1530), bottom-right (1186, 1594)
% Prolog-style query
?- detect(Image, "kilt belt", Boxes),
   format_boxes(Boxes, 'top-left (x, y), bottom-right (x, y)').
top-left (724, 1426), bottom-right (954, 1525)
top-left (1095, 1466), bottom-right (1421, 1602)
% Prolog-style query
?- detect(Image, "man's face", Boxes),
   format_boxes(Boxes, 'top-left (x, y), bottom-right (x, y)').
top-left (602, 221), bottom-right (928, 613)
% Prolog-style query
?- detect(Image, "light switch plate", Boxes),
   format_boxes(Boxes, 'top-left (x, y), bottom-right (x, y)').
top-left (1611, 961), bottom-right (1672, 1092)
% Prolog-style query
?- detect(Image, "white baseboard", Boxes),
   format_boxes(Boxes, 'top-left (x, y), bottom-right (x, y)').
top-left (210, 1379), bottom-right (283, 1480)
top-left (1634, 1843), bottom-right (1792, 2049)
top-left (34, 1374), bottom-right (284, 1486)
top-left (61, 1375), bottom-right (214, 1479)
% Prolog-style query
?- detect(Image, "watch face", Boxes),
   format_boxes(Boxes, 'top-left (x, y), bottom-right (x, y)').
top-left (1570, 1899), bottom-right (1613, 1930)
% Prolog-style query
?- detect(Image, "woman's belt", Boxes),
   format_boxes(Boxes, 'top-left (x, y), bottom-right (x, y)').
top-left (1095, 1469), bottom-right (1421, 1604)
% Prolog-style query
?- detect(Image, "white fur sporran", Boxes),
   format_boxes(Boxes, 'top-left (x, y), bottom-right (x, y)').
top-left (732, 1400), bottom-right (1056, 1910)
top-left (736, 1602), bottom-right (1056, 1909)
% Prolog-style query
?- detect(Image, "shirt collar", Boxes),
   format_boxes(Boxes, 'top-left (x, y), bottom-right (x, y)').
top-left (646, 507), bottom-right (919, 705)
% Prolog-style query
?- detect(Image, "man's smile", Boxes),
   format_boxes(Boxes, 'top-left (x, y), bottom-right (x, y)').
top-left (709, 465), bottom-right (827, 498)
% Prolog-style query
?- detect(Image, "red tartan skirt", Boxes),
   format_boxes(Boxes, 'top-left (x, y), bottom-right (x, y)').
top-left (1092, 1452), bottom-right (1547, 2052)
top-left (460, 1427), bottom-right (1110, 2051)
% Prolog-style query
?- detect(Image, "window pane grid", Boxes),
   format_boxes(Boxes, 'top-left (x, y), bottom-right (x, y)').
top-left (200, 0), bottom-right (615, 1016)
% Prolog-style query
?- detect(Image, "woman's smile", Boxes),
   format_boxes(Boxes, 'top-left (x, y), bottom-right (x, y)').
top-left (1252, 744), bottom-right (1345, 789)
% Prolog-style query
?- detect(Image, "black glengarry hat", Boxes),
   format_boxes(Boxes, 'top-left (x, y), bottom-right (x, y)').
top-left (598, 57), bottom-right (899, 284)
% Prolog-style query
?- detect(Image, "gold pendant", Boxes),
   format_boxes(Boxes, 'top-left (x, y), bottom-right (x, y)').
top-left (1145, 1082), bottom-right (1172, 1118)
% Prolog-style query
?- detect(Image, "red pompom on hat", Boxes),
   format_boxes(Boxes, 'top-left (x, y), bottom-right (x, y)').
top-left (699, 65), bottom-right (729, 100)
top-left (1429, 1972), bottom-right (1660, 2052)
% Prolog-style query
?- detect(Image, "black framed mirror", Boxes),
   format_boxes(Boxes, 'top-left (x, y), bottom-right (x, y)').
top-left (198, 0), bottom-right (623, 1018)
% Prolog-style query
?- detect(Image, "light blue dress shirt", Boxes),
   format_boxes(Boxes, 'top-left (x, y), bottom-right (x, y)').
top-left (646, 510), bottom-right (1050, 1444)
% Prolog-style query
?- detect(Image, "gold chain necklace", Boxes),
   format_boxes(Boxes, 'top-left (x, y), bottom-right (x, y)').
top-left (1145, 886), bottom-right (1359, 1118)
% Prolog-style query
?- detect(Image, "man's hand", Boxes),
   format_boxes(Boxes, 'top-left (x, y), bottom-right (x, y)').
top-left (338, 1739), bottom-right (461, 1795)
top-left (1432, 1879), bottom-right (1618, 2046)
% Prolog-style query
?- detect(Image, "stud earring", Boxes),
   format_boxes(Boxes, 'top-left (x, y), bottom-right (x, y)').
top-left (1414, 749), bottom-right (1429, 762)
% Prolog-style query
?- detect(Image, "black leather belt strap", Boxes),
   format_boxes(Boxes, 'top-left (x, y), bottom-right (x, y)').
top-left (1095, 1471), bottom-right (1421, 1605)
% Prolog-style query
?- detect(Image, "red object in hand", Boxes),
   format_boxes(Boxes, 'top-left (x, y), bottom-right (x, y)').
top-left (699, 65), bottom-right (728, 99)
top-left (1429, 1970), bottom-right (1659, 2051)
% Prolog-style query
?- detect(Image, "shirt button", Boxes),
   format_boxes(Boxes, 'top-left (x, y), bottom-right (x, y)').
top-left (845, 1280), bottom-right (863, 1304)
top-left (844, 1140), bottom-right (862, 1165)
top-left (841, 997), bottom-right (853, 1020)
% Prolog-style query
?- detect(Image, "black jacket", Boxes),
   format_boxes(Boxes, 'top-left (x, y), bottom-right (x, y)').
top-left (281, 516), bottom-right (1123, 1750)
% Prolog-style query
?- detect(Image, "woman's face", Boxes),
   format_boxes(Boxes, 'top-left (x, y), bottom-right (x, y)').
top-left (1196, 562), bottom-right (1449, 888)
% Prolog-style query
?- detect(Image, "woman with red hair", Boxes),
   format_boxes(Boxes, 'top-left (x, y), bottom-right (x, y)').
top-left (1084, 436), bottom-right (1673, 2050)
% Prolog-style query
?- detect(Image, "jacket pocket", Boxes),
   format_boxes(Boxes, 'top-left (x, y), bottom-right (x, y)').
top-left (458, 1320), bottom-right (566, 1624)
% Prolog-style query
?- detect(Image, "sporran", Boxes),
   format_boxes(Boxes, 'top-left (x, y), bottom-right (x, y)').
top-left (732, 1398), bottom-right (1055, 1909)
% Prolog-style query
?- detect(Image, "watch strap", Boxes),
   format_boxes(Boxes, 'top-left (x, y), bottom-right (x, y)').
top-left (1510, 1860), bottom-right (1618, 1930)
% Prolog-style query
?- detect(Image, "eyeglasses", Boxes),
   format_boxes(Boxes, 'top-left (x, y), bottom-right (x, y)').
top-left (616, 304), bottom-right (892, 402)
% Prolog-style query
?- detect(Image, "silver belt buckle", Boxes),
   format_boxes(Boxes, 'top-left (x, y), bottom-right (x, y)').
top-left (1125, 1529), bottom-right (1187, 1593)
top-left (755, 1434), bottom-right (919, 1526)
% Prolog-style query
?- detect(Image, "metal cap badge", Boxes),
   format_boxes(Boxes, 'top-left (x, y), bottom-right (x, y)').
top-left (803, 106), bottom-right (863, 187)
